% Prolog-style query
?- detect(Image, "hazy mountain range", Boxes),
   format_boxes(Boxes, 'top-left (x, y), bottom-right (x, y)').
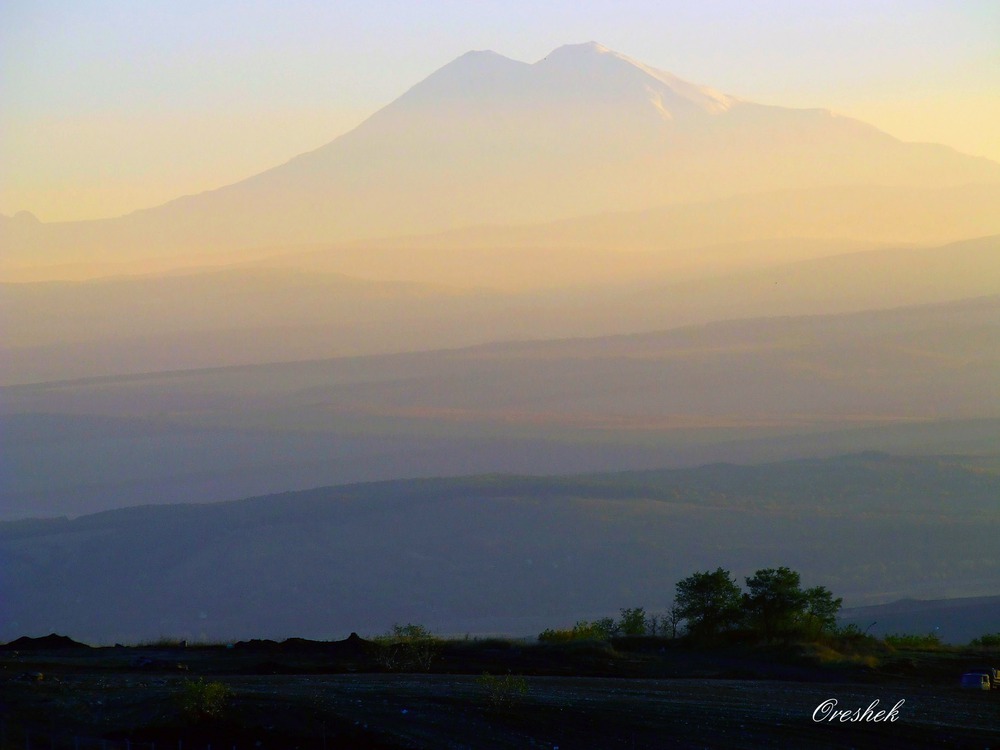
top-left (2, 43), bottom-right (999, 641)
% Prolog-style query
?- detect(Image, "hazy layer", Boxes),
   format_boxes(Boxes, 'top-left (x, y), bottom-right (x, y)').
top-left (3, 234), bottom-right (998, 385)
top-left (3, 295), bottom-right (997, 520)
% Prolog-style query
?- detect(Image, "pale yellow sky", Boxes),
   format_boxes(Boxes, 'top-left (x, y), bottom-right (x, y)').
top-left (1, 108), bottom-right (370, 223)
top-left (844, 94), bottom-right (1000, 166)
top-left (2, 1), bottom-right (998, 222)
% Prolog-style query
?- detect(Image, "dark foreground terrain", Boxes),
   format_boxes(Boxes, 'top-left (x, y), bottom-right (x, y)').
top-left (2, 635), bottom-right (997, 749)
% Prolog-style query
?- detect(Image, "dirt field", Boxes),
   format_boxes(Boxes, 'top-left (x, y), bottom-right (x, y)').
top-left (2, 641), bottom-right (997, 749)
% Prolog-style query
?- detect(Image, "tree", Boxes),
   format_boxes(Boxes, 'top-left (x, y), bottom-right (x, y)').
top-left (803, 586), bottom-right (843, 636)
top-left (617, 607), bottom-right (648, 636)
top-left (647, 612), bottom-right (660, 636)
top-left (666, 601), bottom-right (685, 639)
top-left (743, 567), bottom-right (808, 642)
top-left (593, 617), bottom-right (618, 638)
top-left (969, 632), bottom-right (1000, 647)
top-left (674, 568), bottom-right (742, 639)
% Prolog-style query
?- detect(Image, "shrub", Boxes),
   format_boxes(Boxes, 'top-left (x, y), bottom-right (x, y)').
top-left (537, 628), bottom-right (573, 643)
top-left (136, 636), bottom-right (189, 648)
top-left (373, 623), bottom-right (439, 671)
top-left (883, 632), bottom-right (943, 650)
top-left (969, 632), bottom-right (1000, 648)
top-left (831, 623), bottom-right (864, 639)
top-left (388, 623), bottom-right (433, 640)
top-left (477, 672), bottom-right (528, 709)
top-left (804, 642), bottom-right (881, 670)
top-left (824, 623), bottom-right (880, 650)
top-left (538, 619), bottom-right (613, 643)
top-left (179, 678), bottom-right (233, 721)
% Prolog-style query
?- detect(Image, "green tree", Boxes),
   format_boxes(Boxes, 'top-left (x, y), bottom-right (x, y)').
top-left (803, 585), bottom-right (843, 636)
top-left (743, 567), bottom-right (808, 642)
top-left (617, 607), bottom-right (648, 636)
top-left (675, 568), bottom-right (743, 639)
top-left (593, 617), bottom-right (618, 638)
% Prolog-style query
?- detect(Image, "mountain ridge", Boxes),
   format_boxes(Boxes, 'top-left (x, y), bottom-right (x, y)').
top-left (4, 42), bottom-right (999, 267)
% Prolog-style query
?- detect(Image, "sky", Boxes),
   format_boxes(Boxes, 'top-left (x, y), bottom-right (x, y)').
top-left (2, 0), bottom-right (998, 222)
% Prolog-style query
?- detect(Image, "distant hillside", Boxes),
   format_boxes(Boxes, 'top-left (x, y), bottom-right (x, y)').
top-left (2, 453), bottom-right (998, 644)
top-left (4, 234), bottom-right (998, 385)
top-left (841, 595), bottom-right (1000, 645)
top-left (3, 294), bottom-right (998, 519)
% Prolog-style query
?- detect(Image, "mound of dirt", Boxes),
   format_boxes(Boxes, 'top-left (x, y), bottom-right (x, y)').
top-left (236, 632), bottom-right (373, 656)
top-left (1, 633), bottom-right (91, 650)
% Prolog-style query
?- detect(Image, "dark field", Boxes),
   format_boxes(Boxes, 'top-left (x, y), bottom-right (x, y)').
top-left (2, 637), bottom-right (997, 749)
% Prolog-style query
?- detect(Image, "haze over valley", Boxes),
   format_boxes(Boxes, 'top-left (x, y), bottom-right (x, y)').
top-left (2, 32), bottom-right (999, 644)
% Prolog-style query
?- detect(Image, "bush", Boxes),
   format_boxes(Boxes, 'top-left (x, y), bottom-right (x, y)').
top-left (803, 642), bottom-right (881, 671)
top-left (883, 632), bottom-right (943, 650)
top-left (538, 619), bottom-right (613, 643)
top-left (373, 623), bottom-right (439, 671)
top-left (387, 623), bottom-right (433, 640)
top-left (830, 623), bottom-right (866, 640)
top-left (477, 672), bottom-right (528, 709)
top-left (136, 636), bottom-right (189, 648)
top-left (537, 628), bottom-right (574, 643)
top-left (178, 678), bottom-right (233, 721)
top-left (970, 632), bottom-right (1000, 648)
top-left (805, 623), bottom-right (881, 654)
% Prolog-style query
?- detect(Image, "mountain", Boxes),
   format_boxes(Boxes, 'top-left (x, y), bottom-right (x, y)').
top-left (3, 295), bottom-right (998, 519)
top-left (4, 42), bottom-right (999, 269)
top-left (2, 453), bottom-right (998, 643)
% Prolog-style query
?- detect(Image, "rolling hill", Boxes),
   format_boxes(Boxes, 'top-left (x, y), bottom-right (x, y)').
top-left (2, 452), bottom-right (998, 644)
top-left (3, 295), bottom-right (997, 519)
top-left (3, 234), bottom-right (998, 384)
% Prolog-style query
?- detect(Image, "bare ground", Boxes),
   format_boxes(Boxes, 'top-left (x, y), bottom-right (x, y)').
top-left (2, 645), bottom-right (998, 749)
